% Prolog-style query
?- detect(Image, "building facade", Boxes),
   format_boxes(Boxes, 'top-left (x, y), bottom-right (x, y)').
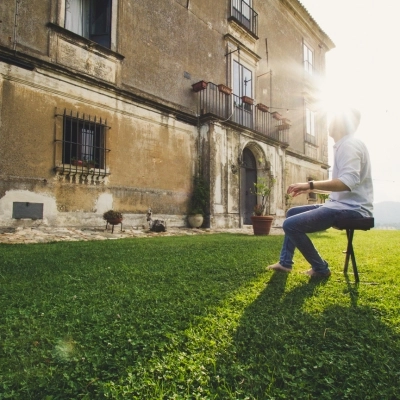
top-left (0, 0), bottom-right (334, 228)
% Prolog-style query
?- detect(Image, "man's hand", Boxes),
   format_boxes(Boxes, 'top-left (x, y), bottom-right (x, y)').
top-left (287, 182), bottom-right (310, 197)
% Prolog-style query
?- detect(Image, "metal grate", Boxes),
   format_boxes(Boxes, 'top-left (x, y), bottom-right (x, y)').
top-left (55, 108), bottom-right (111, 178)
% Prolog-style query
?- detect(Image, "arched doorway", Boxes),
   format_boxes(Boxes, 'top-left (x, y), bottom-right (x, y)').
top-left (240, 148), bottom-right (257, 224)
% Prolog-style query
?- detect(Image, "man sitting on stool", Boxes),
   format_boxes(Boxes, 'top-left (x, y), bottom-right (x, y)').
top-left (268, 107), bottom-right (374, 277)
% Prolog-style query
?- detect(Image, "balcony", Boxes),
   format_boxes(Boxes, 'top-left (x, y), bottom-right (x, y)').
top-left (229, 0), bottom-right (258, 37)
top-left (196, 82), bottom-right (289, 145)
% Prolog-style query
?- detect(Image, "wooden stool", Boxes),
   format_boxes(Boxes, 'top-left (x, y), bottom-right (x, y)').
top-left (333, 217), bottom-right (374, 282)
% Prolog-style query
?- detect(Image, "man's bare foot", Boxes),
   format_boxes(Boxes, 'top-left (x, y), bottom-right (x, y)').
top-left (304, 268), bottom-right (331, 278)
top-left (267, 263), bottom-right (292, 273)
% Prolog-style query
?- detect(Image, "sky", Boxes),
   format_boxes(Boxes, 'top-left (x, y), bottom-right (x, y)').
top-left (299, 0), bottom-right (400, 204)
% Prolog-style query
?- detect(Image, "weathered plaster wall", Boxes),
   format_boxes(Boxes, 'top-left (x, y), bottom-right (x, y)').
top-left (0, 61), bottom-right (198, 227)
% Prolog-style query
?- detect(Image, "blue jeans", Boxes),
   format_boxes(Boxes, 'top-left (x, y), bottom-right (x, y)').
top-left (279, 205), bottom-right (363, 273)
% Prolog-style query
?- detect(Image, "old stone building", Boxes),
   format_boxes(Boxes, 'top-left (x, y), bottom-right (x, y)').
top-left (0, 0), bottom-right (334, 228)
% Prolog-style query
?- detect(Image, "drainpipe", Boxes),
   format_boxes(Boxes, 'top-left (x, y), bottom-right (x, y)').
top-left (13, 0), bottom-right (20, 53)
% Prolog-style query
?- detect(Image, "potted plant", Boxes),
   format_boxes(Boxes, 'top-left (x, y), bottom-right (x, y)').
top-left (187, 175), bottom-right (209, 228)
top-left (271, 111), bottom-right (282, 120)
top-left (317, 193), bottom-right (330, 203)
top-left (84, 159), bottom-right (97, 168)
top-left (256, 103), bottom-right (269, 112)
top-left (103, 210), bottom-right (123, 232)
top-left (242, 96), bottom-right (254, 105)
top-left (192, 80), bottom-right (208, 93)
top-left (71, 157), bottom-right (83, 167)
top-left (250, 176), bottom-right (276, 235)
top-left (218, 84), bottom-right (232, 95)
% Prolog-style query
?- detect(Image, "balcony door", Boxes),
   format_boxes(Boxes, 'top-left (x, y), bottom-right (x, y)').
top-left (233, 60), bottom-right (253, 129)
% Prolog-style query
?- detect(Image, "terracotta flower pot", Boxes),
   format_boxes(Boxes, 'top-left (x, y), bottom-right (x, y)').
top-left (256, 103), bottom-right (269, 112)
top-left (271, 112), bottom-right (282, 120)
top-left (242, 96), bottom-right (254, 105)
top-left (192, 80), bottom-right (208, 92)
top-left (251, 215), bottom-right (274, 236)
top-left (218, 84), bottom-right (232, 95)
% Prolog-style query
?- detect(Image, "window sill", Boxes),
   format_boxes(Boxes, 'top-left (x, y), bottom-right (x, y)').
top-left (55, 165), bottom-right (110, 184)
top-left (47, 23), bottom-right (124, 84)
top-left (227, 17), bottom-right (259, 40)
top-left (47, 23), bottom-right (124, 60)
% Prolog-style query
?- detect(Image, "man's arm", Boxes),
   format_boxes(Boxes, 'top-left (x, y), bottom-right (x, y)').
top-left (287, 179), bottom-right (350, 197)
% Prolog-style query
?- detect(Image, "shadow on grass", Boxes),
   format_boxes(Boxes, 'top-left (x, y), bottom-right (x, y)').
top-left (0, 234), bottom-right (283, 398)
top-left (213, 272), bottom-right (400, 399)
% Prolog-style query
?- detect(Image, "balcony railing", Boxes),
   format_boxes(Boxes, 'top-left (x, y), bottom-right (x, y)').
top-left (230, 0), bottom-right (258, 37)
top-left (197, 82), bottom-right (289, 145)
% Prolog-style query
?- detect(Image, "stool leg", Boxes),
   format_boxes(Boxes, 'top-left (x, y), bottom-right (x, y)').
top-left (344, 229), bottom-right (353, 274)
top-left (344, 228), bottom-right (359, 283)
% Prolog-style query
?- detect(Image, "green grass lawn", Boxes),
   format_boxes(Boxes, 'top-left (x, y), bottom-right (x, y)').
top-left (1, 229), bottom-right (400, 399)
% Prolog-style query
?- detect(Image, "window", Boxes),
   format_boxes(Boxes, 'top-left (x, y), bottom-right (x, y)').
top-left (303, 43), bottom-right (313, 75)
top-left (305, 107), bottom-right (316, 145)
top-left (65, 0), bottom-right (111, 48)
top-left (61, 111), bottom-right (109, 170)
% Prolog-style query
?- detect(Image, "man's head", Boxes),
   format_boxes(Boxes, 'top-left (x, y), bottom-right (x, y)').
top-left (329, 108), bottom-right (361, 142)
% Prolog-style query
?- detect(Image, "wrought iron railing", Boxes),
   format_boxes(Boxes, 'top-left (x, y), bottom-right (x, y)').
top-left (230, 0), bottom-right (258, 36)
top-left (197, 83), bottom-right (289, 145)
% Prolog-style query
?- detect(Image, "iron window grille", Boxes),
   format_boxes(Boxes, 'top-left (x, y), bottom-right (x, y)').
top-left (65, 0), bottom-right (112, 48)
top-left (55, 108), bottom-right (110, 178)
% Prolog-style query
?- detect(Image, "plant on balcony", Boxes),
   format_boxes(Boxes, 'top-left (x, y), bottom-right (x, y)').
top-left (192, 80), bottom-right (208, 92)
top-left (218, 84), bottom-right (232, 95)
top-left (271, 111), bottom-right (282, 120)
top-left (256, 103), bottom-right (269, 112)
top-left (242, 96), bottom-right (254, 105)
top-left (278, 123), bottom-right (291, 131)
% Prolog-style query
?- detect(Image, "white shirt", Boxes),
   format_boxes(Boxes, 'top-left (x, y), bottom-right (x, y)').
top-left (323, 133), bottom-right (374, 217)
